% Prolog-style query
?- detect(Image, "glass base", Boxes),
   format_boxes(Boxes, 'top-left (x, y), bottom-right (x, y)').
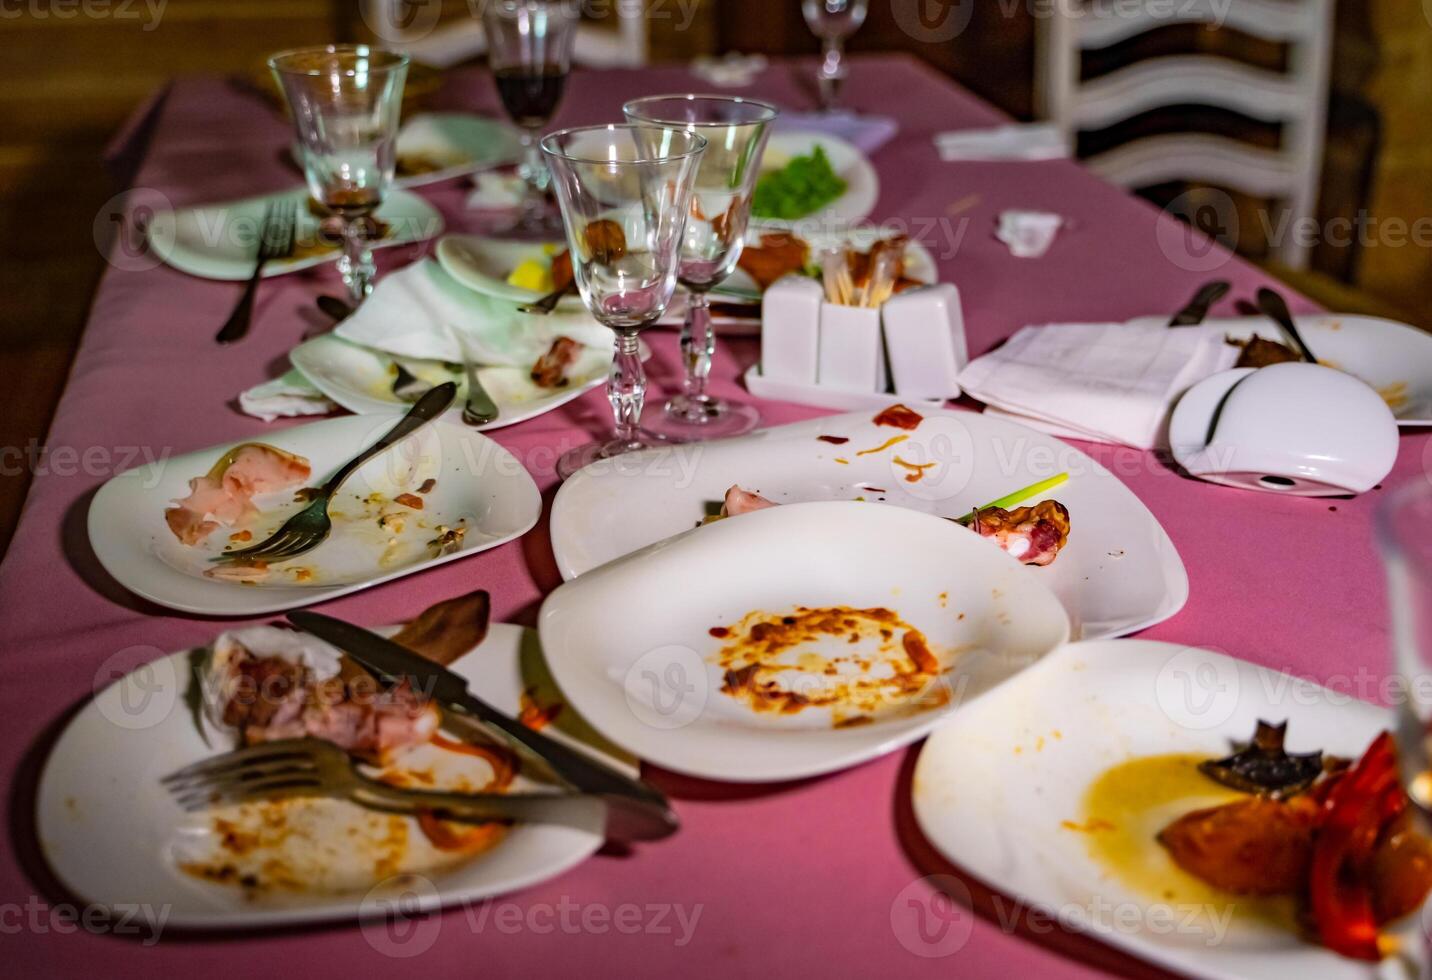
top-left (642, 394), bottom-right (761, 441)
top-left (556, 435), bottom-right (662, 480)
top-left (490, 206), bottom-right (567, 240)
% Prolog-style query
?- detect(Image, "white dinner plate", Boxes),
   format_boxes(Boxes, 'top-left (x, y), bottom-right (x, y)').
top-left (912, 639), bottom-right (1421, 980)
top-left (391, 112), bottom-right (524, 188)
top-left (1201, 315), bottom-right (1432, 426)
top-left (539, 501), bottom-right (1070, 783)
top-left (752, 130), bottom-right (879, 228)
top-left (289, 332), bottom-right (645, 427)
top-left (88, 415), bottom-right (541, 615)
top-left (36, 622), bottom-right (632, 929)
top-left (550, 408), bottom-right (1188, 640)
top-left (149, 187), bottom-right (443, 281)
top-left (436, 234), bottom-right (587, 311)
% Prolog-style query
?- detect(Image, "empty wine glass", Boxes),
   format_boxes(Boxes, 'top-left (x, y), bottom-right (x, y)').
top-left (1377, 481), bottom-right (1432, 807)
top-left (269, 44), bottom-right (408, 303)
top-left (484, 0), bottom-right (579, 238)
top-left (540, 124), bottom-right (707, 478)
top-left (802, 0), bottom-right (868, 112)
top-left (623, 94), bottom-right (778, 440)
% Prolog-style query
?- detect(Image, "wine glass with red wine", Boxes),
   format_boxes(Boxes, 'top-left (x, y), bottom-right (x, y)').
top-left (483, 0), bottom-right (578, 237)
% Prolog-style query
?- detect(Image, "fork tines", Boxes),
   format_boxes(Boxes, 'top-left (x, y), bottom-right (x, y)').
top-left (161, 739), bottom-right (328, 811)
top-left (260, 197), bottom-right (298, 260)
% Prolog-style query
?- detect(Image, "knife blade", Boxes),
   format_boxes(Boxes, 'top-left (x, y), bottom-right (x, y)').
top-left (1168, 280), bottom-right (1230, 327)
top-left (287, 610), bottom-right (678, 841)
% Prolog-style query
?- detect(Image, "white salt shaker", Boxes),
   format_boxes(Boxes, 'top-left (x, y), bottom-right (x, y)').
top-left (881, 283), bottom-right (968, 400)
top-left (818, 301), bottom-right (885, 391)
top-left (759, 274), bottom-right (823, 385)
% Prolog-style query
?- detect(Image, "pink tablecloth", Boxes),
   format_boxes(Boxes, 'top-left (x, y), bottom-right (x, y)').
top-left (4, 54), bottom-right (1425, 978)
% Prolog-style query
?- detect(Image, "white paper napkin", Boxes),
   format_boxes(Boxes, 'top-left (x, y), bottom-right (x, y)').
top-left (690, 52), bottom-right (768, 87)
top-left (237, 369), bottom-right (335, 421)
top-left (996, 210), bottom-right (1064, 258)
top-left (957, 321), bottom-right (1238, 449)
top-left (934, 123), bottom-right (1068, 162)
top-left (466, 172), bottom-right (526, 210)
top-left (333, 258), bottom-right (611, 365)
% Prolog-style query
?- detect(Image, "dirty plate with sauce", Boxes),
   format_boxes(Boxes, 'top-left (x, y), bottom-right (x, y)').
top-left (538, 501), bottom-right (1070, 782)
top-left (88, 415), bottom-right (541, 615)
top-left (550, 407), bottom-right (1188, 640)
top-left (1191, 315), bottom-right (1432, 426)
top-left (148, 187), bottom-right (443, 281)
top-left (912, 639), bottom-right (1422, 980)
top-left (35, 623), bottom-right (628, 929)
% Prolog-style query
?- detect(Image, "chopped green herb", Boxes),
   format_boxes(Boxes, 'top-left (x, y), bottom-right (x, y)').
top-left (751, 145), bottom-right (847, 220)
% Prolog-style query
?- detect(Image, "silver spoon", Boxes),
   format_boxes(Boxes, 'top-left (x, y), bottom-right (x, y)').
top-left (1254, 287), bottom-right (1318, 363)
top-left (316, 295), bottom-right (429, 402)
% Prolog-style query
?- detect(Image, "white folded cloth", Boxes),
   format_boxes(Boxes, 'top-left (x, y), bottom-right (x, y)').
top-left (934, 123), bottom-right (1068, 162)
top-left (957, 321), bottom-right (1239, 449)
top-left (996, 210), bottom-right (1064, 258)
top-left (237, 369), bottom-right (335, 421)
top-left (466, 172), bottom-right (526, 210)
top-left (333, 258), bottom-right (611, 364)
top-left (690, 53), bottom-right (768, 88)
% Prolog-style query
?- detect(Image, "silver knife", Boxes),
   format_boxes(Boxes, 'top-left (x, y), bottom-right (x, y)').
top-left (287, 610), bottom-right (678, 842)
top-left (1168, 280), bottom-right (1230, 327)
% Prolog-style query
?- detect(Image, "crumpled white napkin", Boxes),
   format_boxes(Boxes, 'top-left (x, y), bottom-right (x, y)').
top-left (691, 52), bottom-right (767, 87)
top-left (996, 210), bottom-right (1065, 258)
top-left (466, 172), bottom-right (527, 210)
top-left (238, 369), bottom-right (335, 421)
top-left (957, 321), bottom-right (1239, 449)
top-left (333, 258), bottom-right (611, 364)
top-left (934, 123), bottom-right (1068, 162)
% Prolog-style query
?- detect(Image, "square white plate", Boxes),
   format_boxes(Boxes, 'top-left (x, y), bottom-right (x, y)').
top-left (912, 639), bottom-right (1420, 980)
top-left (36, 623), bottom-right (631, 929)
top-left (550, 408), bottom-right (1188, 640)
top-left (88, 415), bottom-right (540, 616)
top-left (538, 501), bottom-right (1070, 782)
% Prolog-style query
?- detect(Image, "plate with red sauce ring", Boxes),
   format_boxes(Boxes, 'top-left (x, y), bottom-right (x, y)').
top-left (549, 407), bottom-right (1188, 641)
top-left (912, 639), bottom-right (1422, 980)
top-left (35, 622), bottom-right (633, 929)
top-left (538, 501), bottom-right (1070, 783)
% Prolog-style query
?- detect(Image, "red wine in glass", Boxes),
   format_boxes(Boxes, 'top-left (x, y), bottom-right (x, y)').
top-left (494, 65), bottom-right (568, 129)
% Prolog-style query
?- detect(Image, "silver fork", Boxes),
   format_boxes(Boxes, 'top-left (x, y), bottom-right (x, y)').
top-left (216, 197), bottom-right (297, 344)
top-left (215, 381), bottom-right (456, 565)
top-left (161, 738), bottom-right (595, 826)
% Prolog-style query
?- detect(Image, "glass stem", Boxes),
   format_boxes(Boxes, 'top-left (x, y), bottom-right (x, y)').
top-left (819, 38), bottom-right (845, 112)
top-left (518, 127), bottom-right (548, 223)
top-left (338, 214), bottom-right (375, 304)
top-left (680, 290), bottom-right (715, 405)
top-left (608, 329), bottom-right (646, 448)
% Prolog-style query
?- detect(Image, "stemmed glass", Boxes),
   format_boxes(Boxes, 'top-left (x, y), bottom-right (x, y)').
top-left (1377, 481), bottom-right (1432, 807)
top-left (801, 0), bottom-right (868, 112)
top-left (269, 45), bottom-right (408, 303)
top-left (623, 95), bottom-right (778, 440)
top-left (484, 0), bottom-right (579, 238)
top-left (540, 124), bottom-right (707, 479)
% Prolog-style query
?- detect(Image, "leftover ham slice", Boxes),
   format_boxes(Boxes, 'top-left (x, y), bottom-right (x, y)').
top-left (530, 336), bottom-right (584, 388)
top-left (165, 443), bottom-right (310, 546)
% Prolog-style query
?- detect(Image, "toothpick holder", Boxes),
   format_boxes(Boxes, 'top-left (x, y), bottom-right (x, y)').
top-left (817, 301), bottom-right (886, 392)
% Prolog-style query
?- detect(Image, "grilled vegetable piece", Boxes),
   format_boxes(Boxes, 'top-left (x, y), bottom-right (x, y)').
top-left (1158, 795), bottom-right (1319, 895)
top-left (1198, 720), bottom-right (1325, 798)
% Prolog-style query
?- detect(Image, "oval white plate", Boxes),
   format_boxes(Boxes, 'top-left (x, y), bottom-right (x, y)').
top-left (720, 224), bottom-right (939, 299)
top-left (752, 130), bottom-right (879, 228)
top-left (289, 332), bottom-right (645, 427)
top-left (912, 638), bottom-right (1420, 980)
top-left (550, 408), bottom-right (1188, 641)
top-left (392, 112), bottom-right (524, 188)
top-left (1205, 315), bottom-right (1432, 426)
top-left (88, 415), bottom-right (541, 616)
top-left (538, 501), bottom-right (1070, 783)
top-left (36, 623), bottom-right (632, 929)
top-left (436, 234), bottom-right (587, 311)
top-left (148, 187), bottom-right (443, 281)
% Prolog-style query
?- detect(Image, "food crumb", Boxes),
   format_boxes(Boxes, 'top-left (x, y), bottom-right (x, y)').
top-left (394, 493), bottom-right (424, 510)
